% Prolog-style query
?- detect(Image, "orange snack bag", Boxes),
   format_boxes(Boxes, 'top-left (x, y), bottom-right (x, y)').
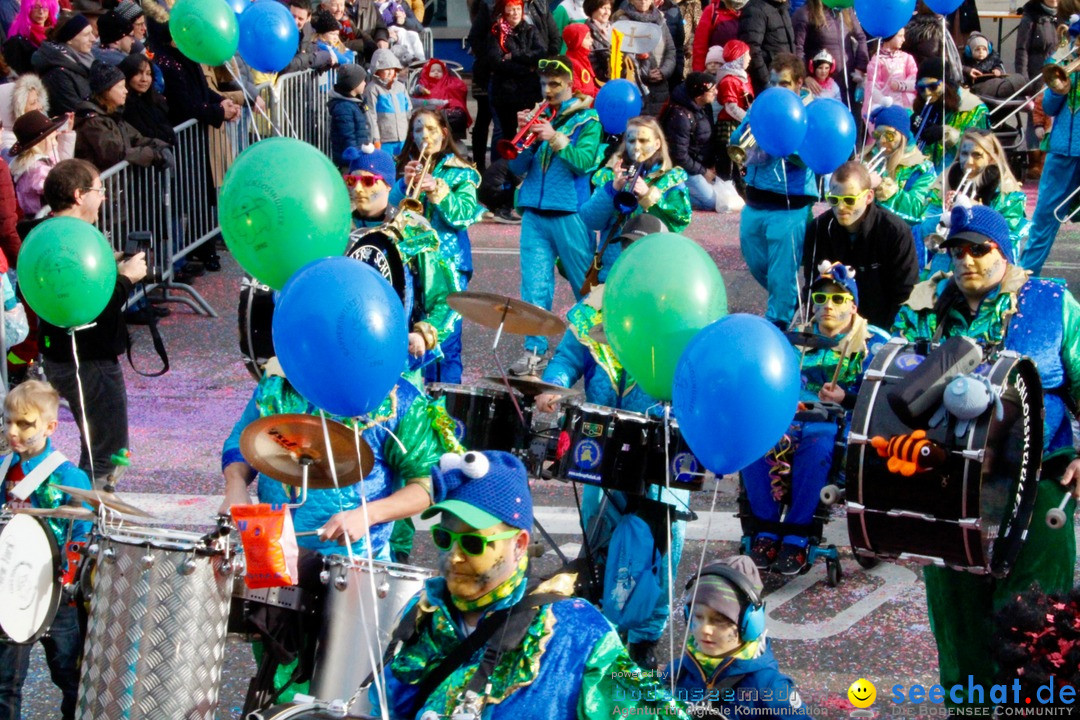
top-left (231, 503), bottom-right (300, 589)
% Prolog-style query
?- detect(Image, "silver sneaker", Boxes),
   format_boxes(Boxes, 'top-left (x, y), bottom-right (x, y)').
top-left (509, 351), bottom-right (546, 377)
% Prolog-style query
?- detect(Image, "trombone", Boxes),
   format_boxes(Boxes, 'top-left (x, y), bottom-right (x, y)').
top-left (1054, 184), bottom-right (1080, 223)
top-left (991, 45), bottom-right (1079, 130)
top-left (496, 102), bottom-right (551, 160)
top-left (399, 142), bottom-right (436, 214)
top-left (728, 131), bottom-right (756, 166)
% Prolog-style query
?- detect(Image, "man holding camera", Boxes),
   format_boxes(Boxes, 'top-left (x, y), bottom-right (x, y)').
top-left (36, 159), bottom-right (146, 481)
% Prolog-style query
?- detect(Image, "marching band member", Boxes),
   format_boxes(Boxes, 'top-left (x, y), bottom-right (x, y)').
top-left (579, 116), bottom-right (691, 288)
top-left (864, 105), bottom-right (936, 228)
top-left (738, 53), bottom-right (818, 330)
top-left (390, 108), bottom-right (483, 383)
top-left (534, 215), bottom-right (689, 670)
top-left (1021, 44), bottom-right (1080, 275)
top-left (918, 128), bottom-right (1030, 273)
top-left (910, 57), bottom-right (989, 169)
top-left (742, 263), bottom-right (888, 574)
top-left (372, 451), bottom-right (692, 720)
top-left (344, 144), bottom-right (464, 386)
top-left (507, 55), bottom-right (603, 377)
top-left (220, 359), bottom-right (459, 707)
top-left (893, 205), bottom-right (1080, 707)
top-left (0, 381), bottom-right (93, 720)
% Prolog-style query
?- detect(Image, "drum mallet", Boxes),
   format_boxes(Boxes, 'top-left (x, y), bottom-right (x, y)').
top-left (1046, 491), bottom-right (1076, 530)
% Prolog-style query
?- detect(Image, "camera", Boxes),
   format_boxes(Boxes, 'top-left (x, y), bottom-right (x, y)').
top-left (123, 231), bottom-right (160, 284)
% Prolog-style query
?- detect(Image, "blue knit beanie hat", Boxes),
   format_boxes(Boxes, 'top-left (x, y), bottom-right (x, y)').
top-left (342, 144), bottom-right (396, 181)
top-left (811, 260), bottom-right (859, 305)
top-left (943, 205), bottom-right (1014, 264)
top-left (869, 105), bottom-right (914, 144)
top-left (422, 451), bottom-right (533, 530)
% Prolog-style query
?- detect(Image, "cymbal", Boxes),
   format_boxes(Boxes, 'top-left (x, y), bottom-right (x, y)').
top-left (784, 330), bottom-right (840, 350)
top-left (448, 292), bottom-right (566, 336)
top-left (239, 414), bottom-right (374, 490)
top-left (54, 485), bottom-right (156, 519)
top-left (14, 505), bottom-right (96, 521)
top-left (482, 375), bottom-right (583, 399)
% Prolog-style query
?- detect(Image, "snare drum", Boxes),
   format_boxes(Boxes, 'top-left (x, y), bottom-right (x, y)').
top-left (552, 403), bottom-right (651, 495)
top-left (311, 556), bottom-right (433, 716)
top-left (427, 383), bottom-right (530, 452)
top-left (644, 418), bottom-right (705, 492)
top-left (77, 526), bottom-right (236, 720)
top-left (846, 340), bottom-right (1043, 576)
top-left (0, 512), bottom-right (61, 644)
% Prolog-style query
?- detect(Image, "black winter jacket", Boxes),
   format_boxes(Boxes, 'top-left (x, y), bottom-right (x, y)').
top-left (486, 20), bottom-right (545, 103)
top-left (30, 41), bottom-right (91, 115)
top-left (1015, 0), bottom-right (1059, 79)
top-left (662, 84), bottom-right (713, 177)
top-left (155, 45), bottom-right (226, 128)
top-left (801, 202), bottom-right (918, 330)
top-left (739, 0), bottom-right (794, 95)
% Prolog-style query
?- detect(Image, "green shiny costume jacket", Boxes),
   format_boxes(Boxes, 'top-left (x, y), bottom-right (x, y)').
top-left (878, 154), bottom-right (937, 225)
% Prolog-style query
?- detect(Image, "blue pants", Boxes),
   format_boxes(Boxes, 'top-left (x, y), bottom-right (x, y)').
top-left (1022, 152), bottom-right (1080, 275)
top-left (739, 205), bottom-right (810, 326)
top-left (581, 484), bottom-right (688, 643)
top-left (0, 604), bottom-right (83, 720)
top-left (519, 210), bottom-right (595, 355)
top-left (742, 420), bottom-right (835, 547)
top-left (423, 320), bottom-right (462, 385)
top-left (685, 173), bottom-right (715, 211)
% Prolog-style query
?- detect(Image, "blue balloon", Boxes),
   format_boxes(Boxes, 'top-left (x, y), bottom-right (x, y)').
top-left (854, 0), bottom-right (916, 39)
top-left (672, 315), bottom-right (800, 475)
top-left (798, 98), bottom-right (856, 175)
top-left (226, 0), bottom-right (249, 15)
top-left (273, 257), bottom-right (408, 418)
top-left (238, 0), bottom-right (299, 73)
top-left (747, 88), bottom-right (808, 158)
top-left (923, 0), bottom-right (963, 14)
top-left (594, 79), bottom-right (643, 135)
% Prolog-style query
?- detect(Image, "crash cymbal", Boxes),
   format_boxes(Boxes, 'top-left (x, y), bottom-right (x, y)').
top-left (54, 485), bottom-right (156, 519)
top-left (239, 414), bottom-right (374, 490)
top-left (482, 375), bottom-right (583, 399)
top-left (784, 330), bottom-right (840, 350)
top-left (14, 505), bottom-right (96, 521)
top-left (448, 292), bottom-right (566, 336)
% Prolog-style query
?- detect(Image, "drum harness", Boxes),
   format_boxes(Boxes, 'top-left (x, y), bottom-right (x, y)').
top-left (351, 585), bottom-right (566, 720)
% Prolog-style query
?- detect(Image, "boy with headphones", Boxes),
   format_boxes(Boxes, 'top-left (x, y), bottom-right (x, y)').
top-left (666, 556), bottom-right (811, 718)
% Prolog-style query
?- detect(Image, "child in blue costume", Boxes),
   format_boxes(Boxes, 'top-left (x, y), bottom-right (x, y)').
top-left (374, 450), bottom-right (692, 720)
top-left (534, 214), bottom-right (692, 669)
top-left (742, 263), bottom-right (889, 574)
top-left (507, 54), bottom-right (603, 376)
top-left (738, 53), bottom-right (818, 330)
top-left (0, 380), bottom-right (93, 720)
top-left (668, 556), bottom-right (811, 718)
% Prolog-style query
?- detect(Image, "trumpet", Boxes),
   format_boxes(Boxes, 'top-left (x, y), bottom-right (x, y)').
top-left (948, 169), bottom-right (976, 211)
top-left (864, 147), bottom-right (889, 176)
top-left (925, 169), bottom-right (976, 252)
top-left (727, 132), bottom-right (757, 166)
top-left (612, 163), bottom-right (647, 214)
top-left (399, 141), bottom-right (436, 214)
top-left (496, 102), bottom-right (551, 160)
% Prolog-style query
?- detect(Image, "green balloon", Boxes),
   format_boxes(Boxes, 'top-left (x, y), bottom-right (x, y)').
top-left (170, 0), bottom-right (239, 66)
top-left (220, 137), bottom-right (352, 289)
top-left (602, 233), bottom-right (727, 401)
top-left (823, 0), bottom-right (854, 7)
top-left (17, 217), bottom-right (117, 329)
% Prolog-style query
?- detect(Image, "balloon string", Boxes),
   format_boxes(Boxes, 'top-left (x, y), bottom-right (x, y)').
top-left (224, 58), bottom-right (274, 142)
top-left (68, 327), bottom-right (97, 486)
top-left (676, 469), bottom-right (722, 685)
top-left (860, 37), bottom-right (883, 158)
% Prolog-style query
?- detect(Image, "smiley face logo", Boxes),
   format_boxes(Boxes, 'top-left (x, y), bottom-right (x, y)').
top-left (848, 678), bottom-right (876, 709)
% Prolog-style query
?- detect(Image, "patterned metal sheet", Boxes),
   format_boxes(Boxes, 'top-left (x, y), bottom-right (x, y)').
top-left (76, 529), bottom-right (234, 720)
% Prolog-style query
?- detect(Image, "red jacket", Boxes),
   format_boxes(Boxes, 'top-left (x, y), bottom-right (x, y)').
top-left (692, 4), bottom-right (740, 71)
top-left (0, 158), bottom-right (19, 272)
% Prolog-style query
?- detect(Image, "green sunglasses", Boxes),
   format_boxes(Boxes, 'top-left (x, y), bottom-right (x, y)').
top-left (430, 525), bottom-right (519, 556)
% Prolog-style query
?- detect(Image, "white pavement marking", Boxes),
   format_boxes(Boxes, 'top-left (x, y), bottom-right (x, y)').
top-left (472, 248), bottom-right (520, 255)
top-left (764, 561), bottom-right (919, 640)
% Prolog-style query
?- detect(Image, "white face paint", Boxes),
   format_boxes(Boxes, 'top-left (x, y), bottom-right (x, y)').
top-left (624, 125), bottom-right (660, 165)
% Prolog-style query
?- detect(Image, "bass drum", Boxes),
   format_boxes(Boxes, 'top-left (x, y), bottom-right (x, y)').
top-left (346, 225), bottom-right (409, 310)
top-left (238, 276), bottom-right (275, 381)
top-left (0, 513), bottom-right (61, 644)
top-left (846, 340), bottom-right (1043, 577)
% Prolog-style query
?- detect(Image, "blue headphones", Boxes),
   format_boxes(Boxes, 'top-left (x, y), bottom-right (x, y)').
top-left (684, 563), bottom-right (766, 643)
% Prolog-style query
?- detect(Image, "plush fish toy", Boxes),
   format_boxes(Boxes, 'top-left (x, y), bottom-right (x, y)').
top-left (928, 373), bottom-right (1004, 438)
top-left (871, 430), bottom-right (947, 477)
